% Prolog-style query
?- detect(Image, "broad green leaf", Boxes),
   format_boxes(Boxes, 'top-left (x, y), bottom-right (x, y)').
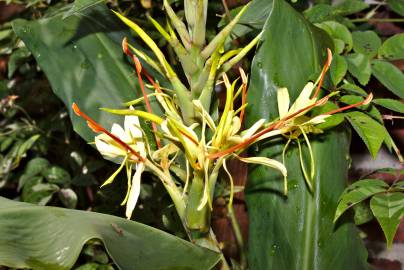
top-left (0, 197), bottom-right (220, 270)
top-left (12, 4), bottom-right (163, 144)
top-left (345, 53), bottom-right (371, 86)
top-left (371, 60), bottom-right (404, 99)
top-left (315, 21), bottom-right (352, 51)
top-left (352, 31), bottom-right (381, 57)
top-left (304, 4), bottom-right (335, 23)
top-left (372, 99), bottom-right (404, 114)
top-left (64, 0), bottom-right (106, 18)
top-left (224, 0), bottom-right (272, 40)
top-left (378, 34), bottom-right (404, 60)
top-left (346, 111), bottom-right (388, 159)
top-left (332, 0), bottom-right (369, 16)
top-left (246, 1), bottom-right (369, 269)
top-left (387, 0), bottom-right (404, 16)
top-left (330, 54), bottom-right (347, 85)
top-left (334, 179), bottom-right (388, 222)
top-left (370, 192), bottom-right (404, 247)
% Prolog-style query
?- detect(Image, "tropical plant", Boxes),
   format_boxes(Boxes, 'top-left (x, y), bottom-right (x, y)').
top-left (0, 0), bottom-right (403, 269)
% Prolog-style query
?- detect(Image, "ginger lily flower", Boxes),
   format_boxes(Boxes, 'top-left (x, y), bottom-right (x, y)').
top-left (95, 111), bottom-right (147, 219)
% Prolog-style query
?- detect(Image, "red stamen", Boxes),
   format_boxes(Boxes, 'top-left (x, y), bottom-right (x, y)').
top-left (123, 38), bottom-right (161, 148)
top-left (312, 48), bottom-right (333, 99)
top-left (324, 93), bottom-right (373, 115)
top-left (72, 103), bottom-right (145, 162)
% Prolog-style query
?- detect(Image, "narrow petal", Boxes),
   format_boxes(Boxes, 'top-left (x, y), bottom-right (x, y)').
top-left (237, 156), bottom-right (287, 177)
top-left (277, 87), bottom-right (290, 119)
top-left (101, 156), bottom-right (127, 187)
top-left (125, 163), bottom-right (145, 219)
top-left (241, 119), bottom-right (266, 139)
top-left (95, 136), bottom-right (126, 157)
top-left (289, 82), bottom-right (315, 114)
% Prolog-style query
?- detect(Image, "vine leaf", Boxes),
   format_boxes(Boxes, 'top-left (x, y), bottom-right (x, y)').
top-left (345, 53), bottom-right (371, 86)
top-left (345, 111), bottom-right (389, 159)
top-left (334, 179), bottom-right (388, 222)
top-left (371, 60), bottom-right (404, 99)
top-left (372, 99), bottom-right (404, 114)
top-left (378, 34), bottom-right (404, 60)
top-left (370, 192), bottom-right (404, 247)
top-left (352, 31), bottom-right (381, 58)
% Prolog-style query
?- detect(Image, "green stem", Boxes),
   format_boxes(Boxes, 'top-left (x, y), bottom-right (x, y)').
top-left (228, 205), bottom-right (247, 270)
top-left (350, 18), bottom-right (404, 23)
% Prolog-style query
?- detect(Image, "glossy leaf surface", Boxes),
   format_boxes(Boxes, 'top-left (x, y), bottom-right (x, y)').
top-left (0, 197), bottom-right (220, 270)
top-left (13, 4), bottom-right (163, 143)
top-left (245, 1), bottom-right (369, 269)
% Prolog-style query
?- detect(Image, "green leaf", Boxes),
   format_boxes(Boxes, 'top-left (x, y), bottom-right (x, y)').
top-left (330, 54), bottom-right (347, 85)
top-left (345, 53), bottom-right (371, 86)
top-left (12, 3), bottom-right (163, 144)
top-left (352, 31), bottom-right (381, 57)
top-left (334, 179), bottom-right (388, 222)
top-left (345, 111), bottom-right (388, 159)
top-left (339, 83), bottom-right (368, 96)
top-left (353, 201), bottom-right (374, 226)
top-left (245, 0), bottom-right (368, 269)
top-left (378, 34), bottom-right (404, 60)
top-left (304, 4), bottom-right (335, 23)
top-left (387, 0), bottom-right (404, 16)
top-left (370, 192), bottom-right (404, 247)
top-left (24, 157), bottom-right (50, 177)
top-left (224, 0), bottom-right (272, 40)
top-left (0, 197), bottom-right (220, 270)
top-left (311, 102), bottom-right (345, 130)
top-left (64, 0), bottom-right (106, 18)
top-left (43, 166), bottom-right (71, 185)
top-left (315, 21), bottom-right (353, 51)
top-left (58, 188), bottom-right (78, 209)
top-left (22, 176), bottom-right (60, 205)
top-left (332, 0), bottom-right (369, 16)
top-left (371, 59), bottom-right (404, 98)
top-left (372, 99), bottom-right (404, 114)
top-left (7, 47), bottom-right (31, 78)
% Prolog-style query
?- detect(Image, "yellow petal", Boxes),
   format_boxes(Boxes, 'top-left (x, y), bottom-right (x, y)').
top-left (237, 156), bottom-right (287, 177)
top-left (277, 87), bottom-right (290, 119)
